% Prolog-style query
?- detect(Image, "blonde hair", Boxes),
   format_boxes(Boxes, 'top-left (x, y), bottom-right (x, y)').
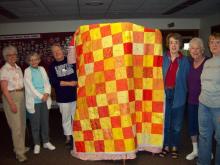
top-left (26, 52), bottom-right (41, 64)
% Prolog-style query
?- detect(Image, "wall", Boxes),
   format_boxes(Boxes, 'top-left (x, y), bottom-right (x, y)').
top-left (0, 18), bottom-right (200, 35)
top-left (200, 13), bottom-right (220, 56)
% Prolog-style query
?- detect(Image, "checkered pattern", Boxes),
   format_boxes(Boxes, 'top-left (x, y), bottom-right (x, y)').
top-left (72, 22), bottom-right (164, 160)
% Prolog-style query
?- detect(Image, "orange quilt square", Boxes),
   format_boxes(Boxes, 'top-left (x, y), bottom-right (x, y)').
top-left (98, 106), bottom-right (109, 118)
top-left (111, 116), bottom-right (121, 128)
top-left (84, 52), bottom-right (94, 64)
top-left (86, 96), bottom-right (97, 107)
top-left (114, 140), bottom-right (125, 152)
top-left (96, 83), bottom-right (106, 94)
top-left (90, 119), bottom-right (101, 130)
top-left (116, 79), bottom-right (128, 91)
top-left (81, 31), bottom-right (91, 42)
top-left (78, 87), bottom-right (86, 97)
top-left (126, 66), bottom-right (133, 78)
top-left (133, 31), bottom-right (144, 43)
top-left (100, 25), bottom-right (111, 37)
top-left (152, 102), bottom-right (164, 113)
top-left (94, 61), bottom-right (104, 72)
top-left (75, 141), bottom-right (85, 152)
top-left (73, 120), bottom-right (82, 131)
top-left (104, 70), bottom-right (115, 81)
top-left (123, 127), bottom-right (134, 139)
top-left (94, 140), bottom-right (105, 152)
top-left (151, 123), bottom-right (163, 134)
top-left (103, 47), bottom-right (113, 59)
top-left (143, 67), bottom-right (153, 78)
top-left (112, 33), bottom-right (123, 44)
top-left (83, 130), bottom-right (94, 141)
top-left (142, 112), bottom-right (152, 122)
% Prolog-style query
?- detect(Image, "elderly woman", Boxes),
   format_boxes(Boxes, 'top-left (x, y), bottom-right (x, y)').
top-left (0, 45), bottom-right (28, 162)
top-left (186, 38), bottom-right (207, 160)
top-left (159, 33), bottom-right (190, 159)
top-left (197, 33), bottom-right (220, 165)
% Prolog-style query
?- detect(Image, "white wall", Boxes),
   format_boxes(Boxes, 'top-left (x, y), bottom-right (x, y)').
top-left (0, 18), bottom-right (200, 35)
top-left (200, 13), bottom-right (220, 56)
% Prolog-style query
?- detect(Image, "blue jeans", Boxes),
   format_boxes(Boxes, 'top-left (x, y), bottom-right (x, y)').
top-left (187, 104), bottom-right (199, 136)
top-left (197, 103), bottom-right (220, 165)
top-left (164, 89), bottom-right (185, 148)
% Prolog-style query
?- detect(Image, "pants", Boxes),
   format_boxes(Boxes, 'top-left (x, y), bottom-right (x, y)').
top-left (2, 91), bottom-right (26, 156)
top-left (197, 103), bottom-right (220, 165)
top-left (29, 102), bottom-right (49, 145)
top-left (58, 101), bottom-right (76, 136)
top-left (164, 89), bottom-right (185, 148)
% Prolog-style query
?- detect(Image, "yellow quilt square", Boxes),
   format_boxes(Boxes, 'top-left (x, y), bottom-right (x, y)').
top-left (132, 24), bottom-right (144, 32)
top-left (93, 49), bottom-right (104, 62)
top-left (135, 89), bottom-right (143, 100)
top-left (80, 119), bottom-right (92, 131)
top-left (88, 107), bottom-right (99, 119)
top-left (143, 101), bottom-right (152, 112)
top-left (121, 115), bottom-right (132, 127)
top-left (154, 44), bottom-right (162, 55)
top-left (113, 44), bottom-right (124, 57)
top-left (133, 43), bottom-right (144, 55)
top-left (117, 91), bottom-right (129, 104)
top-left (112, 128), bottom-right (123, 139)
top-left (106, 81), bottom-right (117, 93)
top-left (80, 25), bottom-right (89, 33)
top-left (124, 139), bottom-right (135, 151)
top-left (102, 36), bottom-right (113, 48)
top-left (96, 94), bottom-right (108, 106)
top-left (104, 140), bottom-right (115, 152)
top-left (143, 78), bottom-right (153, 89)
top-left (85, 141), bottom-right (95, 152)
top-left (85, 84), bottom-right (96, 96)
top-left (100, 117), bottom-right (111, 129)
top-left (110, 23), bottom-right (122, 34)
top-left (153, 67), bottom-right (163, 79)
top-left (93, 130), bottom-right (104, 141)
top-left (83, 41), bottom-right (92, 54)
top-left (133, 66), bottom-right (143, 78)
top-left (153, 90), bottom-right (164, 101)
top-left (143, 55), bottom-right (153, 67)
top-left (122, 31), bottom-right (132, 43)
top-left (152, 112), bottom-right (163, 124)
top-left (104, 58), bottom-right (115, 70)
top-left (85, 63), bottom-right (94, 75)
top-left (78, 75), bottom-right (86, 87)
top-left (90, 28), bottom-right (101, 40)
top-left (142, 123), bottom-right (152, 134)
top-left (136, 111), bottom-right (142, 122)
top-left (74, 131), bottom-right (84, 141)
top-left (94, 72), bottom-right (105, 83)
top-left (109, 104), bottom-right (120, 117)
top-left (115, 67), bottom-right (127, 79)
top-left (144, 32), bottom-right (155, 44)
top-left (124, 54), bottom-right (133, 66)
top-left (149, 134), bottom-right (163, 146)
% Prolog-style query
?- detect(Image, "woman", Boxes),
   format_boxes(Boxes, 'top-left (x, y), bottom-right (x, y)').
top-left (197, 32), bottom-right (220, 165)
top-left (159, 33), bottom-right (190, 158)
top-left (186, 38), bottom-right (207, 160)
top-left (24, 52), bottom-right (55, 154)
top-left (0, 45), bottom-right (28, 162)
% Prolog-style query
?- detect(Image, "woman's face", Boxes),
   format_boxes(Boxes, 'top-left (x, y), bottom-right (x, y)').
top-left (6, 52), bottom-right (17, 65)
top-left (29, 55), bottom-right (40, 68)
top-left (189, 43), bottom-right (203, 60)
top-left (169, 37), bottom-right (180, 55)
top-left (209, 37), bottom-right (220, 56)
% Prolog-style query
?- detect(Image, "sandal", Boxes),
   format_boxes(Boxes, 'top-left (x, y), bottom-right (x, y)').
top-left (159, 148), bottom-right (169, 157)
top-left (171, 150), bottom-right (179, 159)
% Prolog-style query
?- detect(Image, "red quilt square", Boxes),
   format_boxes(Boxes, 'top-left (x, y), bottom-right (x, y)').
top-left (133, 56), bottom-right (143, 66)
top-left (76, 45), bottom-right (82, 55)
top-left (75, 141), bottom-right (85, 152)
top-left (126, 66), bottom-right (133, 78)
top-left (114, 140), bottom-right (125, 152)
top-left (78, 65), bottom-right (85, 75)
top-left (78, 87), bottom-right (86, 97)
top-left (86, 96), bottom-right (97, 107)
top-left (142, 112), bottom-right (152, 122)
top-left (123, 127), bottom-right (134, 139)
top-left (89, 24), bottom-right (100, 29)
top-left (151, 124), bottom-right (163, 134)
top-left (144, 44), bottom-right (154, 55)
top-left (128, 90), bottom-right (135, 102)
top-left (81, 31), bottom-right (91, 42)
top-left (84, 52), bottom-right (94, 64)
top-left (90, 119), bottom-right (101, 130)
top-left (96, 83), bottom-right (106, 94)
top-left (103, 47), bottom-right (113, 59)
top-left (83, 130), bottom-right (94, 141)
top-left (153, 56), bottom-right (163, 67)
top-left (143, 67), bottom-right (153, 78)
top-left (116, 79), bottom-right (128, 91)
top-left (136, 122), bottom-right (142, 132)
top-left (135, 101), bottom-right (142, 111)
top-left (124, 43), bottom-right (132, 54)
top-left (111, 116), bottom-right (121, 128)
top-left (112, 33), bottom-right (122, 44)
top-left (152, 102), bottom-right (163, 113)
top-left (94, 140), bottom-right (104, 152)
top-left (104, 70), bottom-right (115, 81)
top-left (94, 61), bottom-right (104, 72)
top-left (98, 106), bottom-right (109, 117)
top-left (143, 89), bottom-right (152, 100)
top-left (73, 120), bottom-right (82, 131)
top-left (100, 25), bottom-right (111, 37)
top-left (134, 78), bottom-right (142, 89)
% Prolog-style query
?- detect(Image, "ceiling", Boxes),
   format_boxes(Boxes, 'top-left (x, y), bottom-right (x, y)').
top-left (0, 0), bottom-right (219, 23)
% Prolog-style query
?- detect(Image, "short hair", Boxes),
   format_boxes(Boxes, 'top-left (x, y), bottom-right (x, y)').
top-left (189, 37), bottom-right (205, 53)
top-left (2, 45), bottom-right (18, 61)
top-left (166, 33), bottom-right (183, 49)
top-left (209, 32), bottom-right (220, 42)
top-left (51, 43), bottom-right (62, 51)
top-left (26, 52), bottom-right (41, 64)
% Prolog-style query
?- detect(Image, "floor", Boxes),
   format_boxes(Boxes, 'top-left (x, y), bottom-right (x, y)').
top-left (0, 108), bottom-right (207, 165)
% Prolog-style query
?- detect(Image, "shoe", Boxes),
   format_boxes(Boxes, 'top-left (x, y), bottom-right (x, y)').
top-left (34, 145), bottom-right (40, 154)
top-left (158, 148), bottom-right (169, 157)
top-left (186, 151), bottom-right (198, 160)
top-left (25, 147), bottom-right (30, 153)
top-left (16, 154), bottom-right (27, 162)
top-left (43, 142), bottom-right (56, 150)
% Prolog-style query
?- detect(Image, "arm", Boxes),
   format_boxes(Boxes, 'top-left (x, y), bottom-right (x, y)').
top-left (48, 65), bottom-right (60, 88)
top-left (0, 80), bottom-right (17, 113)
top-left (41, 67), bottom-right (51, 102)
top-left (60, 80), bottom-right (77, 87)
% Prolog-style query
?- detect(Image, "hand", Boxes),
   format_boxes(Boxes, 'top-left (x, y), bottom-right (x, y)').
top-left (60, 81), bottom-right (66, 86)
top-left (10, 103), bottom-right (17, 113)
top-left (41, 93), bottom-right (49, 102)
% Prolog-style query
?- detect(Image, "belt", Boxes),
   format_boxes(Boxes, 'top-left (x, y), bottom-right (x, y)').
top-left (9, 88), bottom-right (24, 92)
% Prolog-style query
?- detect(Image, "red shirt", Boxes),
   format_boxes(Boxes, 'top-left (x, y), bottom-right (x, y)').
top-left (165, 51), bottom-right (183, 88)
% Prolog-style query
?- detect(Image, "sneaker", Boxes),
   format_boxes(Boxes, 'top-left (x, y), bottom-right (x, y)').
top-left (186, 151), bottom-right (198, 160)
top-left (34, 145), bottom-right (40, 154)
top-left (43, 142), bottom-right (56, 150)
top-left (16, 154), bottom-right (27, 162)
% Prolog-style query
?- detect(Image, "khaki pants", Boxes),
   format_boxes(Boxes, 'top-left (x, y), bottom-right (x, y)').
top-left (2, 91), bottom-right (26, 156)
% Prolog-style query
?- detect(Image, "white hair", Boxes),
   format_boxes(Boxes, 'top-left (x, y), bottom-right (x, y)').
top-left (2, 45), bottom-right (18, 61)
top-left (189, 37), bottom-right (205, 52)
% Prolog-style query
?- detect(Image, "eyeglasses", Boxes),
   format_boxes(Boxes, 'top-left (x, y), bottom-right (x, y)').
top-left (7, 54), bottom-right (17, 57)
top-left (209, 40), bottom-right (220, 45)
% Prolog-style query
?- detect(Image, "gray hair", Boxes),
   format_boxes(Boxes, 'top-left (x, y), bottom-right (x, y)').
top-left (2, 45), bottom-right (18, 61)
top-left (189, 37), bottom-right (205, 52)
top-left (26, 52), bottom-right (41, 64)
